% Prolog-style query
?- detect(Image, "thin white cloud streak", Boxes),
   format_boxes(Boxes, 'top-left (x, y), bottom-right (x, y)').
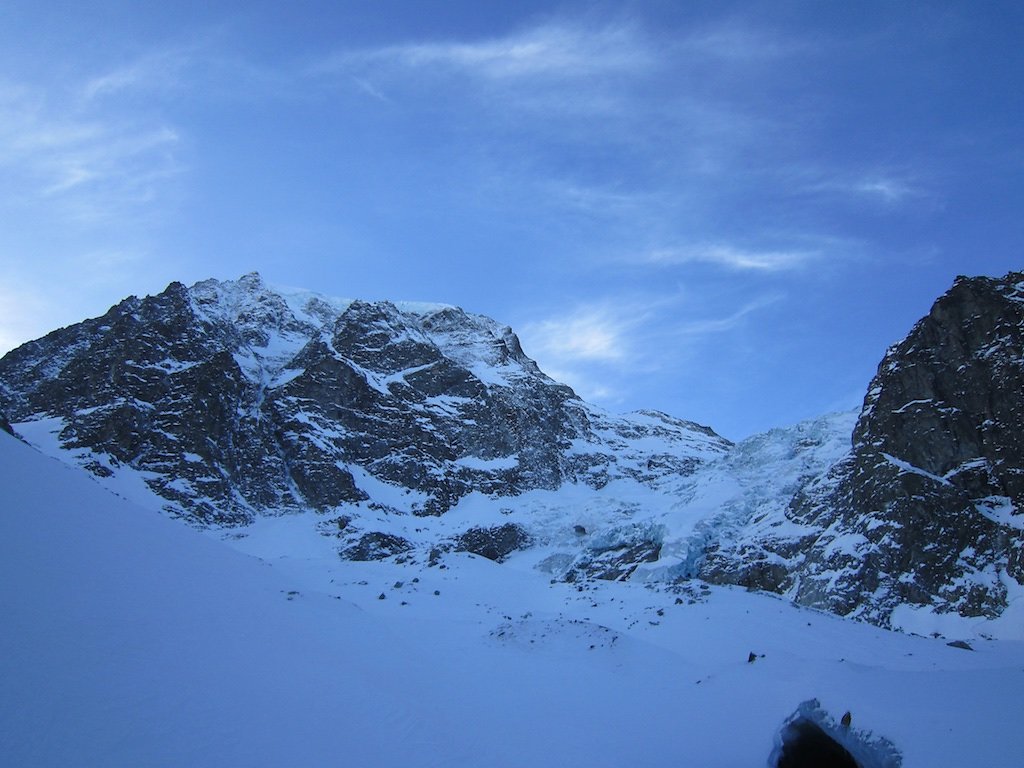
top-left (82, 48), bottom-right (194, 100)
top-left (644, 244), bottom-right (817, 272)
top-left (673, 295), bottom-right (783, 337)
top-left (309, 13), bottom-right (846, 254)
top-left (350, 75), bottom-right (390, 103)
top-left (674, 27), bottom-right (809, 61)
top-left (517, 290), bottom-right (780, 406)
top-left (800, 169), bottom-right (925, 207)
top-left (318, 20), bottom-right (656, 83)
top-left (0, 69), bottom-right (185, 355)
top-left (521, 307), bottom-right (634, 364)
top-left (517, 300), bottom-right (656, 403)
top-left (41, 127), bottom-right (180, 196)
top-left (541, 364), bottom-right (620, 404)
top-left (538, 180), bottom-right (679, 222)
top-left (318, 15), bottom-right (808, 88)
top-left (81, 35), bottom-right (299, 109)
top-left (849, 177), bottom-right (919, 204)
top-left (312, 16), bottom-right (798, 138)
top-left (0, 77), bottom-right (182, 225)
top-left (520, 290), bottom-right (781, 374)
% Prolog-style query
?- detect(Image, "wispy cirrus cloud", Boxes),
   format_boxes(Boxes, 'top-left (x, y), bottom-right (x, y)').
top-left (80, 35), bottom-right (297, 111)
top-left (308, 18), bottom-right (668, 126)
top-left (317, 19), bottom-right (655, 84)
top-left (521, 307), bottom-right (632, 364)
top-left (349, 75), bottom-right (390, 103)
top-left (673, 26), bottom-right (813, 62)
top-left (516, 288), bottom-right (781, 405)
top-left (0, 77), bottom-right (182, 225)
top-left (311, 15), bottom-right (806, 133)
top-left (317, 14), bottom-right (807, 90)
top-left (517, 300), bottom-right (654, 402)
top-left (673, 294), bottom-right (783, 336)
top-left (847, 176), bottom-right (920, 205)
top-left (307, 14), bottom-right (840, 273)
top-left (644, 244), bottom-right (817, 272)
top-left (799, 168), bottom-right (927, 208)
top-left (82, 47), bottom-right (195, 100)
top-left (0, 67), bottom-right (186, 356)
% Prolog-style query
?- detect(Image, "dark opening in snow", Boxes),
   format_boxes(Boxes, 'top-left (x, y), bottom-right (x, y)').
top-left (769, 700), bottom-right (902, 768)
top-left (774, 718), bottom-right (859, 768)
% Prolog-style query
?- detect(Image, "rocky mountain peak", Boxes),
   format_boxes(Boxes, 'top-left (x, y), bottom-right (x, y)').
top-left (0, 274), bottom-right (729, 527)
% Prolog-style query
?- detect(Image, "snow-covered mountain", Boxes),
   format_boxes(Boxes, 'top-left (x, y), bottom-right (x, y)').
top-left (1, 271), bottom-right (1022, 638)
top-left (0, 272), bottom-right (728, 524)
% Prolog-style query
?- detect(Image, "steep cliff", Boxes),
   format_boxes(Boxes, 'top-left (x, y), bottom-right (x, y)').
top-left (702, 272), bottom-right (1024, 627)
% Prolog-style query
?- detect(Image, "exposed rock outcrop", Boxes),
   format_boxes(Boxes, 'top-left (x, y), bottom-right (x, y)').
top-left (704, 272), bottom-right (1024, 626)
top-left (453, 523), bottom-right (532, 562)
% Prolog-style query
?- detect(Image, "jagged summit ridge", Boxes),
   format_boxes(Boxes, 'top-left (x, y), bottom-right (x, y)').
top-left (187, 272), bottom-right (541, 387)
top-left (0, 273), bottom-right (730, 525)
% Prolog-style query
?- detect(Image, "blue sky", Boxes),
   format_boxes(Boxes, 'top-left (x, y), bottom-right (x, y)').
top-left (1, 1), bottom-right (1021, 439)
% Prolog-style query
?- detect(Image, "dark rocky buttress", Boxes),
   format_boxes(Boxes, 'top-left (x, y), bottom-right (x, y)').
top-left (703, 271), bottom-right (1024, 625)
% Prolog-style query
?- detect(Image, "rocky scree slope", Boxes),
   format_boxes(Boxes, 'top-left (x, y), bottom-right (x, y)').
top-left (701, 272), bottom-right (1024, 628)
top-left (0, 273), bottom-right (729, 530)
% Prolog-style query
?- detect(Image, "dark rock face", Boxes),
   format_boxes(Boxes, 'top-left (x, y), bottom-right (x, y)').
top-left (711, 272), bottom-right (1024, 625)
top-left (854, 273), bottom-right (1024, 505)
top-left (0, 273), bottom-right (729, 532)
top-left (342, 532), bottom-right (413, 562)
top-left (453, 524), bottom-right (531, 562)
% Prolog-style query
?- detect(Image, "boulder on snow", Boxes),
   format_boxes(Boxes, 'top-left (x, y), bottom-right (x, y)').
top-left (453, 523), bottom-right (531, 562)
top-left (341, 532), bottom-right (413, 561)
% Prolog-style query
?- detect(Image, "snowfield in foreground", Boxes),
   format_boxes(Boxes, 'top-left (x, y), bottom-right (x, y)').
top-left (2, 431), bottom-right (1023, 767)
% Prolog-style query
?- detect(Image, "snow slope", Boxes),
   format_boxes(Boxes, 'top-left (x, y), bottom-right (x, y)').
top-left (3, 431), bottom-right (1023, 767)
top-left (0, 432), bottom-right (474, 767)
